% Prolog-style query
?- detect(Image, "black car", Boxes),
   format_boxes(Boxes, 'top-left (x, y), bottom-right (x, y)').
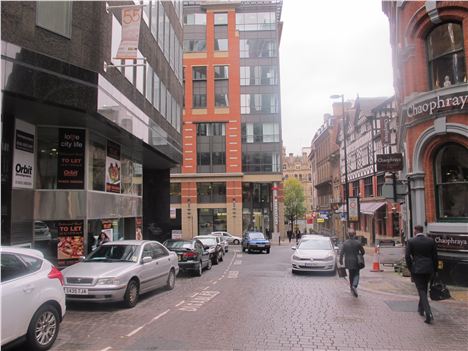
top-left (242, 232), bottom-right (271, 254)
top-left (194, 236), bottom-right (224, 265)
top-left (163, 239), bottom-right (212, 276)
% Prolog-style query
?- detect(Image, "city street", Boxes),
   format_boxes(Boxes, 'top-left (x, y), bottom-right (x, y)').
top-left (41, 245), bottom-right (468, 351)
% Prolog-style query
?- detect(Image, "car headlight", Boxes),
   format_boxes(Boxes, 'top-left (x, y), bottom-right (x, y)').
top-left (292, 255), bottom-right (301, 260)
top-left (96, 278), bottom-right (120, 285)
top-left (324, 255), bottom-right (335, 261)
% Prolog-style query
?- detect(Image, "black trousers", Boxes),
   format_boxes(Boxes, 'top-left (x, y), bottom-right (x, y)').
top-left (413, 273), bottom-right (432, 316)
top-left (348, 269), bottom-right (360, 288)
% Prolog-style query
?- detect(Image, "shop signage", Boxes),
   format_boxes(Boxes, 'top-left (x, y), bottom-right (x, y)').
top-left (428, 233), bottom-right (468, 252)
top-left (317, 218), bottom-right (325, 223)
top-left (116, 7), bottom-right (142, 59)
top-left (170, 208), bottom-right (177, 219)
top-left (380, 116), bottom-right (390, 145)
top-left (404, 91), bottom-right (468, 119)
top-left (348, 197), bottom-right (359, 222)
top-left (12, 120), bottom-right (35, 189)
top-left (172, 230), bottom-right (182, 239)
top-left (106, 140), bottom-right (121, 193)
top-left (57, 220), bottom-right (84, 266)
top-left (136, 217), bottom-right (142, 240)
top-left (57, 128), bottom-right (85, 189)
top-left (376, 153), bottom-right (403, 172)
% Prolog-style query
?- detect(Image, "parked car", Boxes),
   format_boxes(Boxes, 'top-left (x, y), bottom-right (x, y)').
top-left (1, 247), bottom-right (66, 351)
top-left (163, 239), bottom-right (212, 276)
top-left (62, 240), bottom-right (179, 308)
top-left (291, 236), bottom-right (336, 274)
top-left (193, 236), bottom-right (224, 265)
top-left (210, 231), bottom-right (242, 245)
top-left (242, 232), bottom-right (271, 254)
top-left (211, 234), bottom-right (229, 253)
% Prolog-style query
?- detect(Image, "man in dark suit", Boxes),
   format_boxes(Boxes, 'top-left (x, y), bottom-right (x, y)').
top-left (405, 225), bottom-right (438, 324)
top-left (339, 229), bottom-right (365, 297)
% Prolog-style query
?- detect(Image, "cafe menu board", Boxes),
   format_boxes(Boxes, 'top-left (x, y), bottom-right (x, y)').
top-left (106, 140), bottom-right (121, 193)
top-left (57, 220), bottom-right (84, 266)
top-left (57, 128), bottom-right (85, 189)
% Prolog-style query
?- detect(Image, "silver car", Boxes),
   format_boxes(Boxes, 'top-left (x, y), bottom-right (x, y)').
top-left (210, 231), bottom-right (241, 245)
top-left (62, 240), bottom-right (179, 308)
top-left (291, 236), bottom-right (336, 274)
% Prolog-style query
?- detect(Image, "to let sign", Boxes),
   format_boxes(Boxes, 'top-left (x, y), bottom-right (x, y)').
top-left (376, 153), bottom-right (403, 172)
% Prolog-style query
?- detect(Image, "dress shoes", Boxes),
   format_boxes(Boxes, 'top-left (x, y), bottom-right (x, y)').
top-left (351, 286), bottom-right (358, 298)
top-left (424, 313), bottom-right (434, 324)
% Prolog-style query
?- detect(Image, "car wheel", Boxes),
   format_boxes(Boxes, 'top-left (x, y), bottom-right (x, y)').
top-left (123, 279), bottom-right (139, 308)
top-left (219, 252), bottom-right (224, 262)
top-left (266, 248), bottom-right (270, 254)
top-left (206, 258), bottom-right (212, 270)
top-left (194, 261), bottom-right (203, 276)
top-left (166, 269), bottom-right (176, 290)
top-left (233, 239), bottom-right (240, 245)
top-left (242, 246), bottom-right (246, 252)
top-left (26, 304), bottom-right (60, 351)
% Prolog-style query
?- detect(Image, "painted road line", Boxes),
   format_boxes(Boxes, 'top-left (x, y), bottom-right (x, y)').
top-left (234, 260), bottom-right (242, 265)
top-left (237, 254), bottom-right (243, 258)
top-left (100, 347), bottom-right (112, 351)
top-left (190, 292), bottom-right (199, 298)
top-left (228, 271), bottom-right (239, 279)
top-left (212, 281), bottom-right (217, 285)
top-left (178, 290), bottom-right (220, 312)
top-left (202, 286), bottom-right (210, 290)
top-left (126, 326), bottom-right (144, 337)
top-left (151, 309), bottom-right (170, 322)
top-left (175, 300), bottom-right (185, 307)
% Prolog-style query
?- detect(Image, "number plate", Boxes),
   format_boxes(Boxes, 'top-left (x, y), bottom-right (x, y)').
top-left (305, 262), bottom-right (314, 267)
top-left (257, 245), bottom-right (265, 248)
top-left (178, 255), bottom-right (181, 261)
top-left (64, 287), bottom-right (88, 295)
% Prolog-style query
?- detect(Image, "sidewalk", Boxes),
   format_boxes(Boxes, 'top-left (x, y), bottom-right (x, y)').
top-left (359, 247), bottom-right (468, 304)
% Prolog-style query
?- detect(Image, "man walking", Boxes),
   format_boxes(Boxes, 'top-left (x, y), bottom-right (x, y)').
top-left (405, 225), bottom-right (438, 324)
top-left (339, 229), bottom-right (365, 297)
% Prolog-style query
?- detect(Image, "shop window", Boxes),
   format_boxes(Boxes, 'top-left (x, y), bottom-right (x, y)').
top-left (198, 208), bottom-right (226, 236)
top-left (434, 144), bottom-right (468, 221)
top-left (197, 182), bottom-right (226, 203)
top-left (427, 23), bottom-right (466, 89)
top-left (170, 183), bottom-right (181, 203)
top-left (36, 1), bottom-right (72, 38)
top-left (37, 128), bottom-right (59, 189)
top-left (89, 132), bottom-right (106, 192)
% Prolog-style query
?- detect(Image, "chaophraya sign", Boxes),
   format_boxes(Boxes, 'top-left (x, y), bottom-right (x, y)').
top-left (428, 233), bottom-right (468, 252)
top-left (376, 153), bottom-right (403, 172)
top-left (403, 91), bottom-right (468, 119)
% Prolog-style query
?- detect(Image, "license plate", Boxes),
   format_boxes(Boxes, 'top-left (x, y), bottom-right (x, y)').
top-left (178, 255), bottom-right (181, 261)
top-left (257, 245), bottom-right (265, 248)
top-left (305, 262), bottom-right (314, 267)
top-left (64, 287), bottom-right (88, 295)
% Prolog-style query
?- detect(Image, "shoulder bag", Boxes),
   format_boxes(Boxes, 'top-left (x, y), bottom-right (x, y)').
top-left (357, 253), bottom-right (365, 269)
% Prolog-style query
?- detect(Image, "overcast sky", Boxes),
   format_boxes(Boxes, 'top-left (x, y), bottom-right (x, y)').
top-left (279, 0), bottom-right (395, 155)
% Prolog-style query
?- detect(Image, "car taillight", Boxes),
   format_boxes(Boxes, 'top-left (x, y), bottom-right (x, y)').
top-left (48, 266), bottom-right (64, 286)
top-left (183, 252), bottom-right (197, 259)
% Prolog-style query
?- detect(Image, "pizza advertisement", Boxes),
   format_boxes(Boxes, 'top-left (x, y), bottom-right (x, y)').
top-left (106, 140), bottom-right (121, 193)
top-left (57, 220), bottom-right (84, 266)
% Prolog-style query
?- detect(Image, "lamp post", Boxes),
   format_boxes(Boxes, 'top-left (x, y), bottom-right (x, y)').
top-left (330, 94), bottom-right (349, 237)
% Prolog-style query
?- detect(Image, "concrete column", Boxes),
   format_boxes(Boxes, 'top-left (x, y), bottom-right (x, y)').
top-left (409, 171), bottom-right (426, 229)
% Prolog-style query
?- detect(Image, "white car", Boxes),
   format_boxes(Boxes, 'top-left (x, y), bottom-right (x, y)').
top-left (210, 231), bottom-right (242, 245)
top-left (291, 236), bottom-right (337, 274)
top-left (1, 247), bottom-right (66, 350)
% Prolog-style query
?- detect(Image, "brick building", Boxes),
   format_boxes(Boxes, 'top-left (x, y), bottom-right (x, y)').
top-left (170, 1), bottom-right (284, 239)
top-left (384, 1), bottom-right (468, 284)
top-left (1, 1), bottom-right (184, 265)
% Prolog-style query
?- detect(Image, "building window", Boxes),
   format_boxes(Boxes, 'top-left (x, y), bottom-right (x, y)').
top-left (240, 94), bottom-right (279, 114)
top-left (170, 183), bottom-right (181, 203)
top-left (377, 174), bottom-right (385, 196)
top-left (364, 176), bottom-right (373, 197)
top-left (352, 180), bottom-right (360, 197)
top-left (197, 123), bottom-right (226, 173)
top-left (236, 12), bottom-right (275, 31)
top-left (240, 39), bottom-right (276, 58)
top-left (192, 66), bottom-right (207, 108)
top-left (214, 13), bottom-right (228, 26)
top-left (36, 1), bottom-right (72, 38)
top-left (214, 38), bottom-right (228, 51)
top-left (240, 65), bottom-right (278, 86)
top-left (184, 13), bottom-right (206, 25)
top-left (198, 208), bottom-right (227, 235)
top-left (242, 152), bottom-right (280, 173)
top-left (434, 144), bottom-right (468, 220)
top-left (183, 39), bottom-right (206, 52)
top-left (214, 66), bottom-right (229, 107)
top-left (197, 183), bottom-right (226, 203)
top-left (427, 23), bottom-right (466, 89)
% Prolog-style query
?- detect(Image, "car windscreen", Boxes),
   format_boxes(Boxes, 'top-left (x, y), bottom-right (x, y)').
top-left (197, 238), bottom-right (217, 246)
top-left (165, 241), bottom-right (193, 249)
top-left (299, 240), bottom-right (332, 250)
top-left (248, 233), bottom-right (265, 240)
top-left (85, 245), bottom-right (139, 262)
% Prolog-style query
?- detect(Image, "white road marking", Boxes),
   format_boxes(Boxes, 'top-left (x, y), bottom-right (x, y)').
top-left (175, 300), bottom-right (185, 307)
top-left (237, 254), bottom-right (243, 258)
top-left (228, 271), bottom-right (239, 279)
top-left (212, 281), bottom-right (217, 285)
top-left (178, 290), bottom-right (220, 312)
top-left (202, 286), bottom-right (210, 290)
top-left (100, 347), bottom-right (112, 351)
top-left (126, 326), bottom-right (144, 337)
top-left (234, 260), bottom-right (242, 265)
top-left (190, 292), bottom-right (199, 298)
top-left (151, 309), bottom-right (170, 322)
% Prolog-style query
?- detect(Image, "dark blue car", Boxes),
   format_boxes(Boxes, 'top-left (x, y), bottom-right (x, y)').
top-left (242, 232), bottom-right (271, 254)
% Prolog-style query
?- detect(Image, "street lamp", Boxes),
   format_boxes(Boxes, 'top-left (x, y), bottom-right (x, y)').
top-left (330, 94), bottom-right (349, 237)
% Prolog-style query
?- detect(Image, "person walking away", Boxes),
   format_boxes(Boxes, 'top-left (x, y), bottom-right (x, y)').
top-left (405, 225), bottom-right (438, 324)
top-left (339, 229), bottom-right (365, 297)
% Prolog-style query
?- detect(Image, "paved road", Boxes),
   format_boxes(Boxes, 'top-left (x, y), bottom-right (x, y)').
top-left (44, 244), bottom-right (468, 351)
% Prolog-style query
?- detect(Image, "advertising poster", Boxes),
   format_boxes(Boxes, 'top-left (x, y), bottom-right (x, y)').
top-left (57, 128), bottom-right (85, 189)
top-left (116, 7), bottom-right (142, 59)
top-left (106, 140), bottom-right (121, 193)
top-left (57, 220), bottom-right (84, 266)
top-left (101, 220), bottom-right (114, 242)
top-left (136, 217), bottom-right (143, 240)
top-left (348, 197), bottom-right (360, 222)
top-left (12, 119), bottom-right (35, 189)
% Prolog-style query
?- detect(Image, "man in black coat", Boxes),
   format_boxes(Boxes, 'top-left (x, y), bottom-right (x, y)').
top-left (339, 229), bottom-right (365, 297)
top-left (405, 225), bottom-right (438, 324)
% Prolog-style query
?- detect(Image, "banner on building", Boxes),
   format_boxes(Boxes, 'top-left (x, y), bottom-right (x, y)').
top-left (57, 220), bottom-right (84, 266)
top-left (348, 197), bottom-right (360, 222)
top-left (57, 128), bottom-right (85, 189)
top-left (106, 140), bottom-right (121, 193)
top-left (116, 7), bottom-right (142, 59)
top-left (12, 120), bottom-right (35, 189)
top-left (380, 116), bottom-right (390, 145)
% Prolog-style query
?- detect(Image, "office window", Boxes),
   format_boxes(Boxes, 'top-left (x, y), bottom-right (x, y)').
top-left (214, 39), bottom-right (228, 51)
top-left (240, 94), bottom-right (279, 114)
top-left (145, 65), bottom-right (153, 104)
top-left (160, 83), bottom-right (167, 118)
top-left (158, 2), bottom-right (165, 48)
top-left (193, 67), bottom-right (207, 109)
top-left (184, 39), bottom-right (206, 52)
top-left (214, 66), bottom-right (229, 108)
top-left (164, 13), bottom-right (170, 59)
top-left (197, 123), bottom-right (226, 173)
top-left (427, 23), bottom-right (466, 89)
top-left (434, 144), bottom-right (468, 220)
top-left (197, 183), bottom-right (226, 203)
top-left (166, 91), bottom-right (172, 123)
top-left (236, 12), bottom-right (275, 31)
top-left (240, 66), bottom-right (277, 86)
top-left (184, 13), bottom-right (206, 25)
top-left (240, 39), bottom-right (276, 58)
top-left (36, 1), bottom-right (72, 38)
top-left (153, 72), bottom-right (160, 111)
top-left (214, 13), bottom-right (228, 25)
top-left (151, 1), bottom-right (158, 39)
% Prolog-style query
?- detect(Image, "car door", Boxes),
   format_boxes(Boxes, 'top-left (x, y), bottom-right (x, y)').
top-left (139, 243), bottom-right (158, 293)
top-left (1, 252), bottom-right (41, 345)
top-left (195, 241), bottom-right (208, 267)
top-left (151, 243), bottom-right (171, 288)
